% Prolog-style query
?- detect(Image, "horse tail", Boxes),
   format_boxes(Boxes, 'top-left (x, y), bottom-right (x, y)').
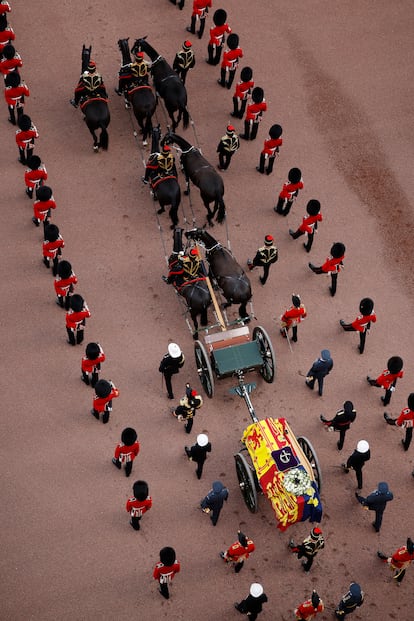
top-left (216, 197), bottom-right (226, 224)
top-left (182, 107), bottom-right (190, 129)
top-left (99, 123), bottom-right (109, 150)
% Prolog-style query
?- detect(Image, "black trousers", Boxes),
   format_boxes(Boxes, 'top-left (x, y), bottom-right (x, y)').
top-left (330, 272), bottom-right (338, 296)
top-left (67, 327), bottom-right (84, 346)
top-left (232, 97), bottom-right (247, 119)
top-left (337, 428), bottom-right (347, 450)
top-left (274, 196), bottom-right (293, 216)
top-left (218, 151), bottom-right (234, 170)
top-left (130, 515), bottom-right (141, 530)
top-left (159, 582), bottom-right (170, 599)
top-left (290, 229), bottom-right (314, 252)
top-left (195, 458), bottom-right (206, 479)
top-left (306, 375), bottom-right (325, 396)
top-left (163, 371), bottom-right (175, 399)
top-left (207, 43), bottom-right (223, 65)
top-left (403, 427), bottom-right (413, 451)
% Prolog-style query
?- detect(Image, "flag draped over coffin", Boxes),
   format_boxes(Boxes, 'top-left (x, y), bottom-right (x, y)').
top-left (241, 417), bottom-right (322, 531)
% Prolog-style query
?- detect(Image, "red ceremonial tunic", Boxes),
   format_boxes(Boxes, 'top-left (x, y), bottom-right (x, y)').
top-left (0, 26), bottom-right (15, 52)
top-left (126, 495), bottom-right (152, 517)
top-left (262, 136), bottom-right (283, 157)
top-left (16, 125), bottom-right (38, 148)
top-left (395, 407), bottom-right (414, 429)
top-left (66, 308), bottom-right (91, 330)
top-left (279, 179), bottom-right (304, 200)
top-left (43, 236), bottom-right (64, 259)
top-left (281, 305), bottom-right (307, 329)
top-left (93, 387), bottom-right (119, 413)
top-left (81, 350), bottom-right (105, 373)
top-left (320, 254), bottom-right (344, 274)
top-left (221, 47), bottom-right (243, 70)
top-left (388, 546), bottom-right (414, 570)
top-left (54, 272), bottom-right (78, 297)
top-left (4, 82), bottom-right (29, 106)
top-left (114, 441), bottom-right (140, 463)
top-left (192, 0), bottom-right (212, 17)
top-left (375, 368), bottom-right (404, 390)
top-left (245, 100), bottom-right (267, 123)
top-left (33, 197), bottom-right (56, 222)
top-left (153, 560), bottom-right (180, 583)
top-left (298, 213), bottom-right (323, 234)
top-left (350, 313), bottom-right (376, 332)
top-left (225, 539), bottom-right (255, 562)
top-left (0, 52), bottom-right (22, 75)
top-left (209, 23), bottom-right (231, 47)
top-left (0, 2), bottom-right (11, 14)
top-left (295, 598), bottom-right (324, 620)
top-left (25, 165), bottom-right (47, 188)
top-left (233, 78), bottom-right (254, 101)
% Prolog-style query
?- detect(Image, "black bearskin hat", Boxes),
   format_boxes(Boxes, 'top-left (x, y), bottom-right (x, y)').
top-left (44, 223), bottom-right (59, 242)
top-left (330, 242), bottom-right (345, 258)
top-left (292, 294), bottom-right (301, 308)
top-left (5, 71), bottom-right (20, 87)
top-left (237, 530), bottom-right (248, 548)
top-left (121, 427), bottom-right (138, 446)
top-left (85, 342), bottom-right (101, 360)
top-left (269, 124), bottom-right (282, 139)
top-left (306, 199), bottom-right (321, 216)
top-left (407, 393), bottom-right (414, 410)
top-left (2, 43), bottom-right (15, 59)
top-left (359, 297), bottom-right (374, 315)
top-left (387, 356), bottom-right (403, 374)
top-left (133, 480), bottom-right (149, 501)
top-left (160, 546), bottom-right (176, 566)
top-left (288, 167), bottom-right (302, 184)
top-left (213, 9), bottom-right (227, 26)
top-left (36, 185), bottom-right (52, 201)
top-left (57, 260), bottom-right (72, 279)
top-left (240, 66), bottom-right (253, 82)
top-left (18, 114), bottom-right (32, 131)
top-left (311, 591), bottom-right (320, 609)
top-left (27, 155), bottom-right (41, 170)
top-left (226, 33), bottom-right (239, 50)
top-left (407, 538), bottom-right (414, 555)
top-left (94, 379), bottom-right (112, 399)
top-left (70, 294), bottom-right (84, 312)
top-left (251, 87), bottom-right (264, 104)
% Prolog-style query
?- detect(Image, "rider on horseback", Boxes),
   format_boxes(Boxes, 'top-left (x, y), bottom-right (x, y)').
top-left (164, 248), bottom-right (202, 287)
top-left (71, 60), bottom-right (107, 108)
top-left (115, 51), bottom-right (149, 98)
top-left (157, 144), bottom-right (177, 177)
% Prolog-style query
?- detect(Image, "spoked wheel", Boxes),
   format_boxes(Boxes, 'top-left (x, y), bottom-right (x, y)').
top-left (194, 340), bottom-right (214, 398)
top-left (234, 452), bottom-right (258, 513)
top-left (253, 325), bottom-right (276, 383)
top-left (297, 436), bottom-right (323, 492)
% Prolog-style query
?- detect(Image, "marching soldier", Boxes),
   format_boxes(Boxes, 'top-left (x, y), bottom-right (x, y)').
top-left (4, 67), bottom-right (28, 124)
top-left (340, 297), bottom-right (376, 354)
top-left (32, 185), bottom-right (56, 230)
top-left (320, 400), bottom-right (357, 450)
top-left (0, 43), bottom-right (22, 77)
top-left (173, 40), bottom-right (195, 85)
top-left (15, 114), bottom-right (38, 164)
top-left (0, 13), bottom-right (14, 54)
top-left (24, 155), bottom-right (47, 198)
top-left (71, 60), bottom-right (107, 107)
top-left (220, 530), bottom-right (255, 573)
top-left (206, 9), bottom-right (231, 66)
top-left (157, 144), bottom-right (177, 176)
top-left (367, 356), bottom-right (404, 406)
top-left (231, 66), bottom-right (254, 119)
top-left (185, 433), bottom-right (211, 478)
top-left (334, 583), bottom-right (364, 619)
top-left (218, 33), bottom-right (243, 90)
top-left (65, 293), bottom-right (91, 346)
top-left (126, 480), bottom-right (152, 531)
top-left (384, 393), bottom-right (414, 451)
top-left (153, 547), bottom-right (180, 599)
top-left (377, 538), bottom-right (414, 584)
top-left (240, 86), bottom-right (267, 141)
top-left (159, 343), bottom-right (185, 399)
top-left (112, 427), bottom-right (140, 477)
top-left (355, 482), bottom-right (393, 532)
top-left (217, 124), bottom-right (240, 170)
top-left (274, 167), bottom-right (304, 216)
top-left (288, 527), bottom-right (325, 573)
top-left (187, 0), bottom-right (211, 39)
top-left (54, 260), bottom-right (77, 310)
top-left (256, 124), bottom-right (283, 175)
top-left (279, 294), bottom-right (307, 342)
top-left (341, 440), bottom-right (371, 490)
top-left (309, 242), bottom-right (346, 297)
top-left (305, 349), bottom-right (333, 396)
top-left (234, 583), bottom-right (268, 620)
top-left (42, 223), bottom-right (64, 276)
top-left (295, 591), bottom-right (324, 620)
top-left (200, 480), bottom-right (228, 525)
top-left (172, 383), bottom-right (203, 434)
top-left (247, 234), bottom-right (278, 285)
top-left (91, 379), bottom-right (119, 424)
top-left (289, 199), bottom-right (323, 252)
top-left (81, 342), bottom-right (105, 386)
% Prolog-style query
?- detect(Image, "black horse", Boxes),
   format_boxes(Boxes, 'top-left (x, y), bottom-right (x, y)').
top-left (117, 38), bottom-right (156, 145)
top-left (131, 38), bottom-right (189, 131)
top-left (147, 126), bottom-right (181, 228)
top-left (78, 45), bottom-right (110, 152)
top-left (185, 228), bottom-right (251, 318)
top-left (167, 228), bottom-right (211, 339)
top-left (165, 133), bottom-right (226, 225)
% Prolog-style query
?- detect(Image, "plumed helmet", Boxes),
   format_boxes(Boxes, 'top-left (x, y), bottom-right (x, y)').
top-left (311, 591), bottom-right (320, 609)
top-left (292, 294), bottom-right (301, 308)
top-left (251, 86), bottom-right (264, 103)
top-left (269, 124), bottom-right (283, 139)
top-left (168, 343), bottom-right (181, 358)
top-left (57, 260), bottom-right (73, 280)
top-left (35, 185), bottom-right (52, 201)
top-left (189, 248), bottom-right (199, 257)
top-left (197, 433), bottom-right (209, 447)
top-left (357, 440), bottom-right (370, 453)
top-left (121, 427), bottom-right (138, 446)
top-left (330, 242), bottom-right (346, 258)
top-left (18, 114), bottom-right (32, 131)
top-left (85, 342), bottom-right (101, 360)
top-left (306, 199), bottom-right (321, 216)
top-left (87, 60), bottom-right (96, 72)
top-left (162, 144), bottom-right (171, 152)
top-left (226, 125), bottom-right (235, 134)
top-left (133, 480), bottom-right (149, 501)
top-left (288, 167), bottom-right (302, 183)
top-left (349, 583), bottom-right (362, 598)
top-left (343, 400), bottom-right (354, 413)
top-left (213, 8), bottom-right (227, 26)
top-left (5, 71), bottom-right (20, 87)
top-left (387, 356), bottom-right (403, 374)
top-left (320, 349), bottom-right (331, 361)
top-left (264, 234), bottom-right (274, 246)
top-left (226, 33), bottom-right (239, 50)
top-left (70, 294), bottom-right (84, 312)
top-left (237, 530), bottom-right (248, 548)
top-left (240, 66), bottom-right (253, 82)
top-left (250, 583), bottom-right (264, 598)
top-left (359, 297), bottom-right (374, 315)
top-left (311, 527), bottom-right (322, 539)
top-left (134, 51), bottom-right (144, 60)
top-left (27, 155), bottom-right (41, 170)
top-left (183, 40), bottom-right (192, 50)
top-left (407, 538), bottom-right (414, 555)
top-left (407, 393), bottom-right (414, 410)
top-left (94, 379), bottom-right (112, 398)
top-left (160, 546), bottom-right (176, 566)
top-left (44, 223), bottom-right (59, 242)
top-left (2, 43), bottom-right (15, 59)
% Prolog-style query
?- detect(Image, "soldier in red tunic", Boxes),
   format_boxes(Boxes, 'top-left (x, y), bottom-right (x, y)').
top-left (91, 379), bottom-right (119, 424)
top-left (0, 13), bottom-right (15, 54)
top-left (274, 167), bottom-right (303, 216)
top-left (340, 298), bottom-right (376, 354)
top-left (153, 547), bottom-right (180, 599)
top-left (0, 2), bottom-right (11, 17)
top-left (231, 66), bottom-right (254, 119)
top-left (126, 480), bottom-right (152, 531)
top-left (173, 40), bottom-right (195, 85)
top-left (280, 294), bottom-right (307, 342)
top-left (187, 0), bottom-right (212, 39)
top-left (81, 342), bottom-right (105, 385)
top-left (367, 356), bottom-right (404, 406)
top-left (384, 393), bottom-right (414, 451)
top-left (43, 223), bottom-right (64, 276)
top-left (65, 293), bottom-right (91, 346)
top-left (0, 43), bottom-right (22, 77)
top-left (32, 185), bottom-right (56, 230)
top-left (217, 33), bottom-right (243, 90)
top-left (54, 260), bottom-right (77, 309)
top-left (206, 9), bottom-right (231, 66)
top-left (240, 86), bottom-right (267, 141)
top-left (15, 114), bottom-right (38, 164)
top-left (220, 530), bottom-right (255, 573)
top-left (377, 537), bottom-right (414, 584)
top-left (295, 590), bottom-right (325, 620)
top-left (4, 70), bottom-right (28, 124)
top-left (256, 124), bottom-right (283, 175)
top-left (289, 199), bottom-right (323, 252)
top-left (112, 427), bottom-right (140, 477)
top-left (24, 155), bottom-right (47, 199)
top-left (308, 242), bottom-right (345, 297)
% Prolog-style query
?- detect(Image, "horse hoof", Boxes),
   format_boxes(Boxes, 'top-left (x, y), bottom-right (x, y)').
top-left (93, 145), bottom-right (99, 152)
top-left (143, 140), bottom-right (148, 146)
top-left (184, 190), bottom-right (189, 196)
